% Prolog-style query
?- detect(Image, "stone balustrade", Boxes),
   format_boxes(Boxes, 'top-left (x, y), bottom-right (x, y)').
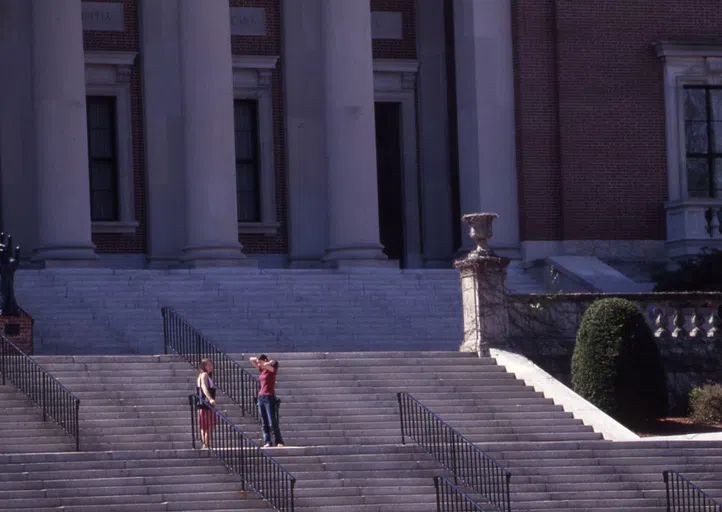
top-left (510, 292), bottom-right (722, 341)
top-left (665, 199), bottom-right (722, 259)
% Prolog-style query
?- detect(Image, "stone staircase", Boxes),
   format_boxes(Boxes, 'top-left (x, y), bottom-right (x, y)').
top-left (15, 269), bottom-right (464, 355)
top-left (0, 449), bottom-right (267, 511)
top-left (1, 351), bottom-right (721, 511)
top-left (0, 384), bottom-right (77, 454)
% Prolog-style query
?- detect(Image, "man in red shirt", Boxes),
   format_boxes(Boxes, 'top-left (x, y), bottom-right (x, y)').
top-left (250, 354), bottom-right (285, 448)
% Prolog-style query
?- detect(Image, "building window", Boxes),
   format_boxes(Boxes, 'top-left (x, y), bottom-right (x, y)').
top-left (86, 96), bottom-right (119, 222)
top-left (684, 86), bottom-right (722, 198)
top-left (234, 99), bottom-right (261, 223)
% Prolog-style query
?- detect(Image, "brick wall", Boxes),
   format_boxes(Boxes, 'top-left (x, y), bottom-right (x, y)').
top-left (514, 0), bottom-right (722, 242)
top-left (512, 0), bottom-right (562, 242)
top-left (83, 0), bottom-right (146, 254)
top-left (371, 0), bottom-right (416, 59)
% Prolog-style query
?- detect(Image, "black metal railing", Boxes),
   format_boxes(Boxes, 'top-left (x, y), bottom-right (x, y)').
top-left (664, 470), bottom-right (722, 511)
top-left (0, 335), bottom-right (80, 451)
top-left (435, 475), bottom-right (489, 511)
top-left (189, 394), bottom-right (295, 511)
top-left (398, 392), bottom-right (512, 512)
top-left (162, 307), bottom-right (259, 419)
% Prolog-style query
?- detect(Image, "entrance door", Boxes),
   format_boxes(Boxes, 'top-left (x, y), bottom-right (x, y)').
top-left (374, 102), bottom-right (405, 267)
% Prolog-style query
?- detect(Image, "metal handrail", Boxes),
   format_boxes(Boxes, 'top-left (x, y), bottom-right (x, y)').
top-left (0, 335), bottom-right (80, 451)
top-left (189, 394), bottom-right (295, 511)
top-left (162, 307), bottom-right (260, 419)
top-left (398, 392), bottom-right (512, 512)
top-left (663, 470), bottom-right (722, 511)
top-left (435, 475), bottom-right (489, 512)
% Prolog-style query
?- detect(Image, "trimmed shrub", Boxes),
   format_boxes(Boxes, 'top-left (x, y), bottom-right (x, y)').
top-left (689, 384), bottom-right (722, 425)
top-left (571, 297), bottom-right (667, 425)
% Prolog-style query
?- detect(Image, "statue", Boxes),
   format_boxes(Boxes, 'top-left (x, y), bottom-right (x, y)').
top-left (0, 233), bottom-right (21, 317)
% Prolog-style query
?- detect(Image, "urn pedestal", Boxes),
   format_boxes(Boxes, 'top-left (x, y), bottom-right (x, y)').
top-left (454, 213), bottom-right (510, 357)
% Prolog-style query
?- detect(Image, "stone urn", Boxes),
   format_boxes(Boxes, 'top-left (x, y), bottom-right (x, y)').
top-left (463, 213), bottom-right (498, 256)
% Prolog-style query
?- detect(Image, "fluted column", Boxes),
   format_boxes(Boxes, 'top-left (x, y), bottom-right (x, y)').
top-left (321, 0), bottom-right (388, 266)
top-left (31, 0), bottom-right (98, 266)
top-left (178, 0), bottom-right (249, 266)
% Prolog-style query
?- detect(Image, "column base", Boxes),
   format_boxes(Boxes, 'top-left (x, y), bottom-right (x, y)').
top-left (31, 245), bottom-right (99, 268)
top-left (323, 244), bottom-right (397, 268)
top-left (288, 257), bottom-right (328, 269)
top-left (422, 257), bottom-right (454, 269)
top-left (180, 244), bottom-right (257, 268)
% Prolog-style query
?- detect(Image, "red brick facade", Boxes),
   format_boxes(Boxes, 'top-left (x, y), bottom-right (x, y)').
top-left (0, 316), bottom-right (34, 355)
top-left (513, 0), bottom-right (722, 242)
top-left (371, 0), bottom-right (416, 60)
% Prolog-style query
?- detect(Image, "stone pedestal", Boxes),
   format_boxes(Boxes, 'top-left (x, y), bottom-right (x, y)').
top-left (454, 213), bottom-right (510, 357)
top-left (0, 316), bottom-right (33, 354)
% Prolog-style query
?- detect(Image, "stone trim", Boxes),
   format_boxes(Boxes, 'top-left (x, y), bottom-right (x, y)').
top-left (231, 55), bottom-right (279, 235)
top-left (654, 42), bottom-right (722, 202)
top-left (85, 51), bottom-right (139, 235)
top-left (521, 239), bottom-right (667, 262)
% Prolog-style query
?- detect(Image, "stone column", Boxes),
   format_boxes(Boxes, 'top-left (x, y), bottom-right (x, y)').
top-left (178, 0), bottom-right (249, 266)
top-left (454, 213), bottom-right (510, 357)
top-left (31, 0), bottom-right (98, 266)
top-left (417, 0), bottom-right (454, 268)
top-left (320, 0), bottom-right (388, 266)
top-left (140, 0), bottom-right (186, 268)
top-left (452, 0), bottom-right (520, 258)
top-left (282, 0), bottom-right (329, 267)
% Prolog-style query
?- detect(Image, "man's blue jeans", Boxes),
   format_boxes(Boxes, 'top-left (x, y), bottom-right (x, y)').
top-left (257, 394), bottom-right (284, 446)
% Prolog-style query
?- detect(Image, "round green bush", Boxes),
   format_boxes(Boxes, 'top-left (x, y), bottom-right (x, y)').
top-left (571, 297), bottom-right (667, 425)
top-left (689, 384), bottom-right (722, 425)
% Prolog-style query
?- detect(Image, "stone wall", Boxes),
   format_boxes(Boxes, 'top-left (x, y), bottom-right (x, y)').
top-left (504, 293), bottom-right (722, 415)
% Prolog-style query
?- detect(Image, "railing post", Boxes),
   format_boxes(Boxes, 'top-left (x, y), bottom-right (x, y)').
top-left (505, 472), bottom-right (511, 512)
top-left (195, 332), bottom-right (202, 367)
top-left (2, 338), bottom-right (6, 385)
top-left (75, 399), bottom-right (80, 451)
top-left (397, 392), bottom-right (405, 445)
top-left (189, 394), bottom-right (197, 449)
top-left (162, 308), bottom-right (169, 355)
top-left (449, 428), bottom-right (458, 485)
top-left (42, 375), bottom-right (47, 422)
top-left (290, 478), bottom-right (296, 512)
top-left (241, 371), bottom-right (246, 417)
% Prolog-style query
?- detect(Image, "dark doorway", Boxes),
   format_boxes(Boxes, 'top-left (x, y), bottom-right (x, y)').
top-left (374, 102), bottom-right (405, 267)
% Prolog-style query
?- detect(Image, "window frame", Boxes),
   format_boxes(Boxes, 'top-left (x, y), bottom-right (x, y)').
top-left (233, 99), bottom-right (262, 223)
top-left (231, 55), bottom-right (279, 235)
top-left (655, 42), bottom-right (722, 201)
top-left (682, 85), bottom-right (722, 198)
top-left (85, 51), bottom-right (139, 234)
top-left (86, 95), bottom-right (120, 222)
